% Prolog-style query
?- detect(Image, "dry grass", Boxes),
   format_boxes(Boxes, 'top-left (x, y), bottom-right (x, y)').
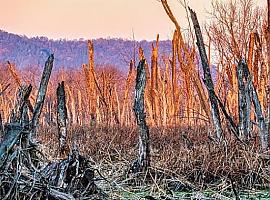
top-left (38, 125), bottom-right (270, 199)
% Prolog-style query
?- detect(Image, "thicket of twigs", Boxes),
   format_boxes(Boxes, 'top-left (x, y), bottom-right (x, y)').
top-left (38, 125), bottom-right (270, 199)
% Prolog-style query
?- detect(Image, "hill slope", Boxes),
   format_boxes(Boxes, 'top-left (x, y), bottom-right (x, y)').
top-left (0, 30), bottom-right (172, 71)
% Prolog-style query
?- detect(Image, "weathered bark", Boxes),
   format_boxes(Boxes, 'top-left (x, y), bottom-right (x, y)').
top-left (214, 93), bottom-right (241, 142)
top-left (131, 58), bottom-right (150, 173)
top-left (237, 61), bottom-right (250, 138)
top-left (0, 123), bottom-right (23, 166)
top-left (21, 103), bottom-right (30, 130)
top-left (13, 85), bottom-right (32, 123)
top-left (57, 81), bottom-right (68, 156)
top-left (265, 0), bottom-right (270, 138)
top-left (189, 7), bottom-right (223, 140)
top-left (31, 54), bottom-right (54, 138)
top-left (242, 61), bottom-right (268, 150)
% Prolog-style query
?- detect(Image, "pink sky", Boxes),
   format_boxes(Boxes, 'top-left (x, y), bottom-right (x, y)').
top-left (0, 0), bottom-right (266, 41)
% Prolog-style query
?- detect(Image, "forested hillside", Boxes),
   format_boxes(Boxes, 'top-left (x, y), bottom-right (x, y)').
top-left (0, 30), bottom-right (171, 71)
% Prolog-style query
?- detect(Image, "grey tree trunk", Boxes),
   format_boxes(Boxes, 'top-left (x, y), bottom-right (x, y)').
top-left (189, 8), bottom-right (223, 141)
top-left (0, 123), bottom-right (23, 166)
top-left (237, 60), bottom-right (250, 139)
top-left (242, 61), bottom-right (268, 151)
top-left (0, 85), bottom-right (32, 165)
top-left (131, 58), bottom-right (150, 173)
top-left (31, 54), bottom-right (54, 139)
top-left (57, 81), bottom-right (68, 156)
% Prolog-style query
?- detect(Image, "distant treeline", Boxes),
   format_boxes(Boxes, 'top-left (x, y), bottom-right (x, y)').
top-left (0, 30), bottom-right (171, 71)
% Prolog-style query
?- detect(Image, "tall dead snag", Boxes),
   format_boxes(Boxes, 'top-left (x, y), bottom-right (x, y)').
top-left (121, 60), bottom-right (135, 126)
top-left (161, 0), bottom-right (211, 122)
top-left (87, 40), bottom-right (97, 123)
top-left (57, 81), bottom-right (68, 156)
top-left (265, 0), bottom-right (270, 136)
top-left (237, 61), bottom-right (250, 139)
top-left (131, 58), bottom-right (150, 173)
top-left (150, 35), bottom-right (160, 125)
top-left (31, 54), bottom-right (54, 139)
top-left (242, 62), bottom-right (268, 150)
top-left (189, 8), bottom-right (223, 140)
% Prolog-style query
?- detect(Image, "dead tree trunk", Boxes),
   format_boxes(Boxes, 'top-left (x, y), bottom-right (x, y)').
top-left (242, 62), bottom-right (268, 151)
top-left (0, 123), bottom-right (23, 166)
top-left (265, 0), bottom-right (270, 139)
top-left (13, 85), bottom-right (32, 123)
top-left (189, 7), bottom-right (223, 140)
top-left (57, 81), bottom-right (68, 156)
top-left (31, 54), bottom-right (54, 139)
top-left (237, 60), bottom-right (250, 139)
top-left (0, 85), bottom-right (32, 166)
top-left (131, 58), bottom-right (150, 173)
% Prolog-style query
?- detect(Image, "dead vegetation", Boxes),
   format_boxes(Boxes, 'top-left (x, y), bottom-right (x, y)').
top-left (1, 0), bottom-right (270, 199)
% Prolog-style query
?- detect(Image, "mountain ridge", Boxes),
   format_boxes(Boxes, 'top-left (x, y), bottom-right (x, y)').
top-left (0, 30), bottom-right (172, 71)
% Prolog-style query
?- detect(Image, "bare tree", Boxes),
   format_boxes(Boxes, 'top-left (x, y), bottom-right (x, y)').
top-left (131, 55), bottom-right (150, 173)
top-left (57, 81), bottom-right (68, 156)
top-left (189, 7), bottom-right (223, 140)
top-left (31, 54), bottom-right (54, 139)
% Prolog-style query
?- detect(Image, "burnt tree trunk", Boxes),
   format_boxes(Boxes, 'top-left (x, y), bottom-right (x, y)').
top-left (189, 8), bottom-right (223, 140)
top-left (266, 0), bottom-right (270, 139)
top-left (131, 58), bottom-right (150, 173)
top-left (237, 60), bottom-right (250, 139)
top-left (31, 54), bottom-right (54, 139)
top-left (57, 81), bottom-right (68, 156)
top-left (0, 85), bottom-right (32, 166)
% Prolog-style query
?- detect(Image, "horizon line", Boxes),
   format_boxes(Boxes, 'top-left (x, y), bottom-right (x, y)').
top-left (1, 29), bottom-right (173, 43)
